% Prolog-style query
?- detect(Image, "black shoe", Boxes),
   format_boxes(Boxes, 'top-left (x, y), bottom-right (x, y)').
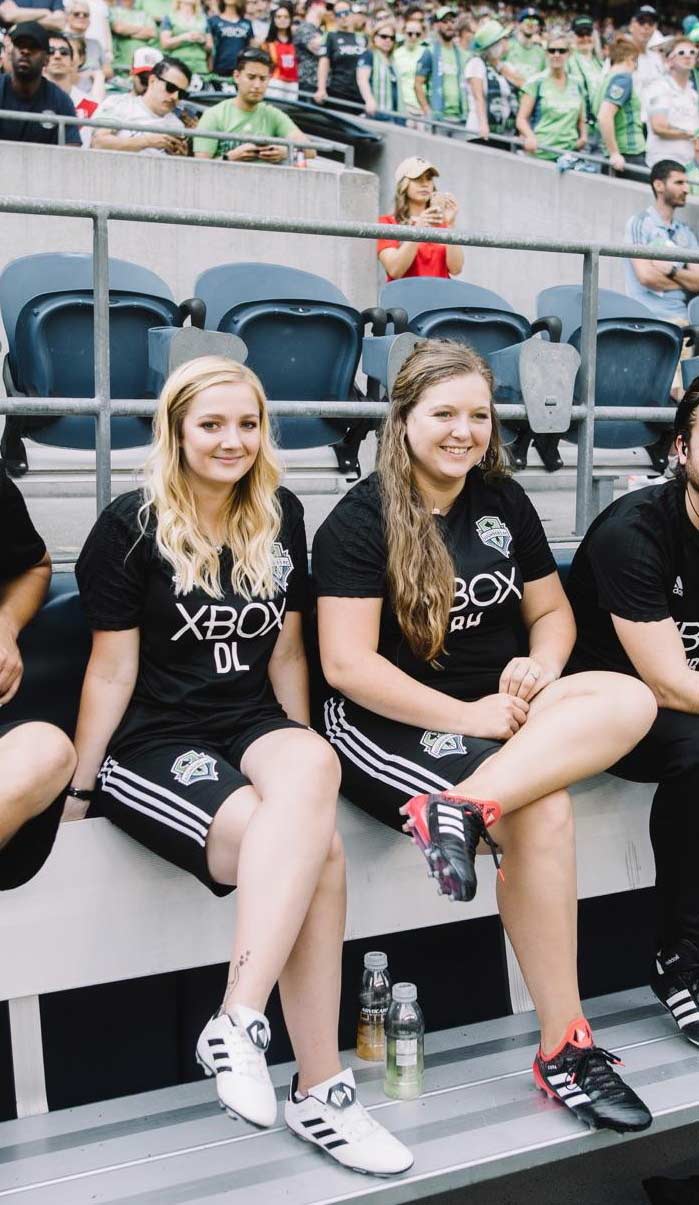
top-left (400, 792), bottom-right (503, 902)
top-left (508, 431), bottom-right (531, 471)
top-left (534, 1017), bottom-right (653, 1134)
top-left (0, 430), bottom-right (28, 478)
top-left (651, 939), bottom-right (699, 1046)
top-left (532, 434), bottom-right (564, 473)
top-left (643, 1175), bottom-right (699, 1204)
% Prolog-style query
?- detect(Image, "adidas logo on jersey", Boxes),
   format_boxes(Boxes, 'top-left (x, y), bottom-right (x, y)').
top-left (674, 576), bottom-right (684, 597)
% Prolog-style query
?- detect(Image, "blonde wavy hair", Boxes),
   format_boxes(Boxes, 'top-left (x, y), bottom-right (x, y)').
top-left (138, 355), bottom-right (282, 600)
top-left (376, 339), bottom-right (509, 663)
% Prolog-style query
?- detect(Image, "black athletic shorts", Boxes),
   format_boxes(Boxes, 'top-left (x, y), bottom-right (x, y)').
top-left (93, 715), bottom-right (306, 896)
top-left (323, 695), bottom-right (501, 832)
top-left (0, 720), bottom-right (66, 892)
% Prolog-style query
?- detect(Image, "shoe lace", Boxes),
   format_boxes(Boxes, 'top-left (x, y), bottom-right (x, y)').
top-left (565, 1045), bottom-right (625, 1096)
top-left (336, 1100), bottom-right (381, 1142)
top-left (227, 1025), bottom-right (269, 1079)
top-left (461, 801), bottom-right (503, 881)
top-left (677, 964), bottom-right (699, 1001)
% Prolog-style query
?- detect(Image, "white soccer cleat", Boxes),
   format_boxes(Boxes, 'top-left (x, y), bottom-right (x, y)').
top-left (285, 1067), bottom-right (414, 1176)
top-left (196, 1004), bottom-right (277, 1128)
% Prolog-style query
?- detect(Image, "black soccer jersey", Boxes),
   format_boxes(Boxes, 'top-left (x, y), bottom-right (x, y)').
top-left (568, 480), bottom-right (699, 676)
top-left (0, 466), bottom-right (46, 582)
top-left (76, 488), bottom-right (308, 754)
top-left (312, 470), bottom-right (556, 701)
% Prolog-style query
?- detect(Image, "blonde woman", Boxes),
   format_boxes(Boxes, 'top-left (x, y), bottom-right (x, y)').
top-left (377, 155), bottom-right (463, 281)
top-left (160, 0), bottom-right (212, 76)
top-left (69, 357), bottom-right (411, 1177)
top-left (313, 340), bottom-right (657, 1137)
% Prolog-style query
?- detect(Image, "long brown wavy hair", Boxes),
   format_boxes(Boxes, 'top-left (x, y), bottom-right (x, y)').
top-left (377, 339), bottom-right (509, 663)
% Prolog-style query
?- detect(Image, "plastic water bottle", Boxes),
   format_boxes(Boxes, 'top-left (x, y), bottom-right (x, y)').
top-left (383, 982), bottom-right (424, 1099)
top-left (356, 951), bottom-right (391, 1061)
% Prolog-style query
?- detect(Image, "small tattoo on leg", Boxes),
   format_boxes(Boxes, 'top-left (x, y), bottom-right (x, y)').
top-left (224, 949), bottom-right (251, 1003)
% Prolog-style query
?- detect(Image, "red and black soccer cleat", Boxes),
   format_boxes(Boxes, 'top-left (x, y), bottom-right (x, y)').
top-left (400, 791), bottom-right (502, 902)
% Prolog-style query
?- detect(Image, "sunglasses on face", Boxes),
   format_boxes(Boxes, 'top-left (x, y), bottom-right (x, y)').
top-left (334, 9), bottom-right (351, 15)
top-left (405, 28), bottom-right (421, 35)
top-left (548, 46), bottom-right (567, 54)
top-left (50, 45), bottom-right (72, 55)
top-left (376, 31), bottom-right (394, 39)
top-left (72, 10), bottom-right (90, 15)
top-left (160, 77), bottom-right (188, 96)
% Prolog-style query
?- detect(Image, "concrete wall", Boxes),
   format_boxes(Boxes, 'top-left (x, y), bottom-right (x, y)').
top-left (0, 143), bottom-right (378, 312)
top-left (358, 124), bottom-right (699, 319)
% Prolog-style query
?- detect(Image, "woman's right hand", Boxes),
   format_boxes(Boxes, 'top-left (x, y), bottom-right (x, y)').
top-left (460, 693), bottom-right (529, 740)
top-left (523, 132), bottom-right (537, 154)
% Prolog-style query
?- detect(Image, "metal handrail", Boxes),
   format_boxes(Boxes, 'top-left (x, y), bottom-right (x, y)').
top-left (0, 192), bottom-right (692, 531)
top-left (0, 107), bottom-right (354, 166)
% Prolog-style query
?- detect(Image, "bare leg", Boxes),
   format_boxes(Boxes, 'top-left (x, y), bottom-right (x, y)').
top-left (279, 832), bottom-right (346, 1092)
top-left (496, 790), bottom-right (581, 1052)
top-left (0, 723), bottom-right (76, 850)
top-left (457, 672), bottom-right (656, 813)
top-left (206, 728), bottom-right (340, 1013)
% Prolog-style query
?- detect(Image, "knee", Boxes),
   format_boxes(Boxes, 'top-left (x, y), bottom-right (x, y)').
top-left (301, 734), bottom-right (342, 796)
top-left (501, 789), bottom-right (573, 853)
top-left (607, 675), bottom-right (657, 735)
top-left (31, 724), bottom-right (76, 789)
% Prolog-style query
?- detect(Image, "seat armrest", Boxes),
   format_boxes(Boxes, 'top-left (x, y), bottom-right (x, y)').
top-left (683, 324), bottom-right (699, 355)
top-left (178, 297), bottom-right (207, 329)
top-left (361, 306), bottom-right (388, 336)
top-left (531, 315), bottom-right (562, 343)
top-left (386, 306), bottom-right (409, 334)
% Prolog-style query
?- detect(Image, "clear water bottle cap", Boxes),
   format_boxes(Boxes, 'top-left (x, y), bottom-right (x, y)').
top-left (364, 951), bottom-right (388, 971)
top-left (392, 982), bottom-right (417, 1002)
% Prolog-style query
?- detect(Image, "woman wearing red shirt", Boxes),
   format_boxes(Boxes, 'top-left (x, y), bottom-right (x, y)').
top-left (377, 155), bottom-right (464, 281)
top-left (264, 1), bottom-right (299, 99)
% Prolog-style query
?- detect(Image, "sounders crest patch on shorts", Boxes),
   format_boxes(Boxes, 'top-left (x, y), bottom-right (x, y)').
top-left (420, 730), bottom-right (468, 759)
top-left (475, 515), bottom-right (512, 558)
top-left (272, 541), bottom-right (293, 592)
top-left (171, 750), bottom-right (219, 786)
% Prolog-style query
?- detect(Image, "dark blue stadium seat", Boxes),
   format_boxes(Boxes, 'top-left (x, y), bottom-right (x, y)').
top-left (536, 285), bottom-right (656, 343)
top-left (568, 317), bottom-right (681, 448)
top-left (195, 262), bottom-right (386, 466)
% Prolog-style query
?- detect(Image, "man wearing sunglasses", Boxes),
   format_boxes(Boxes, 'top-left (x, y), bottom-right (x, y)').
top-left (91, 52), bottom-right (190, 154)
top-left (646, 38), bottom-right (699, 170)
top-left (314, 0), bottom-right (365, 111)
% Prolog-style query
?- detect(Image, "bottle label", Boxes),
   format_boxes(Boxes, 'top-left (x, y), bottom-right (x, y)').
top-left (395, 1038), bottom-right (418, 1067)
top-left (360, 1006), bottom-right (387, 1024)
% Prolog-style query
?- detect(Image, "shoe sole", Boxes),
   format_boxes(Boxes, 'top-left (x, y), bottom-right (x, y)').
top-left (401, 797), bottom-right (471, 903)
top-left (196, 1052), bottom-right (277, 1129)
top-left (532, 1063), bottom-right (653, 1133)
top-left (652, 985), bottom-right (699, 1047)
top-left (286, 1122), bottom-right (413, 1176)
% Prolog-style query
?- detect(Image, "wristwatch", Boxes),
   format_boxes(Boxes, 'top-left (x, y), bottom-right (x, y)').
top-left (668, 264), bottom-right (679, 280)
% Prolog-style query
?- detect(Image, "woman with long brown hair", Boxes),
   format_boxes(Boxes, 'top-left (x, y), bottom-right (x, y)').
top-left (68, 356), bottom-right (412, 1177)
top-left (313, 339), bottom-right (657, 1137)
top-left (377, 155), bottom-right (463, 281)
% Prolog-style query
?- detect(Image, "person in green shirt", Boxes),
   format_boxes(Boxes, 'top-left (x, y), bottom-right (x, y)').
top-left (517, 34), bottom-right (586, 161)
top-left (110, 0), bottom-right (157, 74)
top-left (597, 36), bottom-right (645, 174)
top-left (392, 15), bottom-right (425, 116)
top-left (568, 14), bottom-right (604, 145)
top-left (160, 0), bottom-right (212, 75)
top-left (193, 47), bottom-right (309, 161)
top-left (502, 7), bottom-right (546, 92)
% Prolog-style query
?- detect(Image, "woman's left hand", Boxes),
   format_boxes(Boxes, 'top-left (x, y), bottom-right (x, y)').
top-left (441, 192), bottom-right (458, 226)
top-left (498, 656), bottom-right (556, 701)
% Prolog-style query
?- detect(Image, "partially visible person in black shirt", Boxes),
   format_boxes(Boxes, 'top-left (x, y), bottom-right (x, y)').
top-left (0, 463), bottom-right (77, 890)
top-left (314, 338), bottom-right (657, 1136)
top-left (568, 381), bottom-right (699, 1050)
top-left (0, 22), bottom-right (81, 144)
top-left (314, 1), bottom-right (364, 110)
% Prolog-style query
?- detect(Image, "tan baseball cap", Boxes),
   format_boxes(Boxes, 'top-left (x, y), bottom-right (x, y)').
top-left (394, 156), bottom-right (439, 184)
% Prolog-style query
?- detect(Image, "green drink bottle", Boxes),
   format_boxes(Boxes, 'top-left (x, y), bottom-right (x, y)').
top-left (383, 982), bottom-right (424, 1100)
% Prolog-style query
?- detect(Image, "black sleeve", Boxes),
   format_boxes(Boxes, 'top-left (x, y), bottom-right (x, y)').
top-left (0, 468), bottom-right (46, 581)
top-left (75, 493), bottom-right (150, 630)
top-left (279, 489), bottom-right (308, 613)
top-left (312, 481), bottom-right (386, 598)
top-left (505, 479), bottom-right (557, 582)
top-left (585, 514), bottom-right (670, 622)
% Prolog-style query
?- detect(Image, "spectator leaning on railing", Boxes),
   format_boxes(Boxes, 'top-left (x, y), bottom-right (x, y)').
top-left (377, 154), bottom-right (463, 281)
top-left (314, 0), bottom-right (365, 112)
top-left (90, 52), bottom-right (190, 154)
top-left (194, 47), bottom-right (310, 163)
top-left (0, 21), bottom-right (81, 143)
top-left (414, 5), bottom-right (468, 125)
top-left (517, 31), bottom-right (586, 161)
top-left (356, 19), bottom-right (401, 119)
top-left (464, 18), bottom-right (514, 144)
top-left (568, 14), bottom-right (604, 147)
top-left (645, 36), bottom-right (699, 172)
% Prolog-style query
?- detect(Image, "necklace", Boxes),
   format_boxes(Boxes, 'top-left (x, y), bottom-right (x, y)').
top-left (686, 486), bottom-right (699, 527)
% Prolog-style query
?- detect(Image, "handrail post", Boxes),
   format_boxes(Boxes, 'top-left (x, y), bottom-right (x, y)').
top-left (575, 249), bottom-right (598, 535)
top-left (93, 210), bottom-right (112, 516)
top-left (58, 118), bottom-right (66, 147)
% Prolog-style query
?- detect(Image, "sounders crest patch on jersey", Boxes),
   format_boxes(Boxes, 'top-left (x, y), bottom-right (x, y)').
top-left (420, 730), bottom-right (468, 759)
top-left (475, 515), bottom-right (512, 558)
top-left (272, 541), bottom-right (293, 592)
top-left (171, 750), bottom-right (219, 786)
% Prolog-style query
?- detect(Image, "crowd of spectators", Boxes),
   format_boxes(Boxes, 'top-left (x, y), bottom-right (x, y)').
top-left (1, 0), bottom-right (699, 174)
